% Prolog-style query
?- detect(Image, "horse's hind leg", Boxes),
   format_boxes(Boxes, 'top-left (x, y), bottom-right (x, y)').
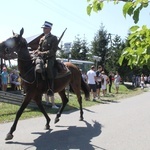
top-left (76, 93), bottom-right (83, 121)
top-left (5, 96), bottom-right (31, 140)
top-left (71, 84), bottom-right (84, 121)
top-left (54, 89), bottom-right (68, 124)
top-left (36, 100), bottom-right (51, 130)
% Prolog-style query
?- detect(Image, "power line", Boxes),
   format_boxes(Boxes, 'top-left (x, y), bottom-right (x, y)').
top-left (36, 0), bottom-right (100, 32)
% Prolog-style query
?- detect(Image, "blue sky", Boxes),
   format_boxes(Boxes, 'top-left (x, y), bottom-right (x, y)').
top-left (0, 0), bottom-right (150, 45)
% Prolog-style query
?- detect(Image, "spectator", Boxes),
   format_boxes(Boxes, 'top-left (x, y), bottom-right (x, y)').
top-left (10, 69), bottom-right (21, 90)
top-left (132, 75), bottom-right (136, 87)
top-left (101, 71), bottom-right (109, 96)
top-left (87, 65), bottom-right (97, 101)
top-left (140, 73), bottom-right (145, 89)
top-left (135, 75), bottom-right (139, 87)
top-left (96, 65), bottom-right (103, 99)
top-left (144, 75), bottom-right (148, 85)
top-left (108, 71), bottom-right (113, 93)
top-left (148, 74), bottom-right (150, 84)
top-left (80, 69), bottom-right (87, 83)
top-left (1, 66), bottom-right (9, 91)
top-left (44, 94), bottom-right (59, 109)
top-left (114, 71), bottom-right (121, 94)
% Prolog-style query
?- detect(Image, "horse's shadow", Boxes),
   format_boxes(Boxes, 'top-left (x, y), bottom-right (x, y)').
top-left (6, 121), bottom-right (102, 150)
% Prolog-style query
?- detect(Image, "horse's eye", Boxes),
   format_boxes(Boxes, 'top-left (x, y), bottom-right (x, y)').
top-left (5, 48), bottom-right (9, 52)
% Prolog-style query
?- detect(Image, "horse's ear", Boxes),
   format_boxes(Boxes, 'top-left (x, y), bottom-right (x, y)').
top-left (20, 28), bottom-right (24, 37)
top-left (12, 30), bottom-right (15, 36)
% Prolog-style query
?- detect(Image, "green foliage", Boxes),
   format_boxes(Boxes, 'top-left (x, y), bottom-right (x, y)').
top-left (87, 0), bottom-right (149, 23)
top-left (119, 25), bottom-right (150, 69)
top-left (71, 35), bottom-right (89, 60)
top-left (123, 0), bottom-right (148, 23)
top-left (106, 35), bottom-right (125, 73)
top-left (86, 0), bottom-right (150, 69)
top-left (91, 24), bottom-right (109, 66)
top-left (90, 24), bottom-right (126, 75)
top-left (87, 0), bottom-right (104, 15)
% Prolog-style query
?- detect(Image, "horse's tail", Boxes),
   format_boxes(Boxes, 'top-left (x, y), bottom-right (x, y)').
top-left (81, 76), bottom-right (90, 100)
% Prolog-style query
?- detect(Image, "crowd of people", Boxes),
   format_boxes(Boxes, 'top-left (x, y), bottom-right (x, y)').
top-left (0, 67), bottom-right (21, 91)
top-left (81, 65), bottom-right (150, 101)
top-left (81, 65), bottom-right (121, 101)
top-left (131, 74), bottom-right (150, 89)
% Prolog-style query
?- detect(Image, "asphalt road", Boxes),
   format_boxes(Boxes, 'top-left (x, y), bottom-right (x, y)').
top-left (0, 91), bottom-right (150, 150)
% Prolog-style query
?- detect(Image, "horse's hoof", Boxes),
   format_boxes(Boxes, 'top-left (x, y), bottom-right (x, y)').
top-left (54, 118), bottom-right (59, 124)
top-left (44, 124), bottom-right (50, 130)
top-left (79, 118), bottom-right (84, 121)
top-left (5, 133), bottom-right (13, 140)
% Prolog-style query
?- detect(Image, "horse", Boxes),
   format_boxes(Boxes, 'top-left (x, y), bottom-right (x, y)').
top-left (2, 28), bottom-right (90, 140)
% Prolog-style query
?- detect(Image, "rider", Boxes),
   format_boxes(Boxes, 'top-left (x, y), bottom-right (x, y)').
top-left (34, 21), bottom-right (58, 96)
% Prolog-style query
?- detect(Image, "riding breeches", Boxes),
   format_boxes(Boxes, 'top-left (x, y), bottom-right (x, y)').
top-left (46, 59), bottom-right (55, 79)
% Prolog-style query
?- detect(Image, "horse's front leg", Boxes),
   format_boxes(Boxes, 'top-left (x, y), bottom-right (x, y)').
top-left (5, 96), bottom-right (31, 140)
top-left (55, 90), bottom-right (68, 124)
top-left (36, 100), bottom-right (51, 130)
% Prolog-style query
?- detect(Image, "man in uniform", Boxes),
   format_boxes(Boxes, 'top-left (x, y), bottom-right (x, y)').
top-left (34, 21), bottom-right (58, 96)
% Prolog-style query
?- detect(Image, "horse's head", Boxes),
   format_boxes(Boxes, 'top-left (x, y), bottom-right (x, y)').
top-left (4, 28), bottom-right (27, 55)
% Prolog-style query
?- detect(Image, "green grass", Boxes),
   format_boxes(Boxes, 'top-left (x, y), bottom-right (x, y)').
top-left (0, 83), bottom-right (148, 123)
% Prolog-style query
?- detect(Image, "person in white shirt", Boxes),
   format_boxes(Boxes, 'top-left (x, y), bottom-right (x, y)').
top-left (87, 65), bottom-right (97, 101)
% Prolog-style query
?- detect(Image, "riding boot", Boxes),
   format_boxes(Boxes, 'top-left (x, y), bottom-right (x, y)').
top-left (47, 79), bottom-right (54, 96)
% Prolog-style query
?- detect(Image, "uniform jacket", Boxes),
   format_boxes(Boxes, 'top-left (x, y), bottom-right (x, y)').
top-left (38, 33), bottom-right (58, 59)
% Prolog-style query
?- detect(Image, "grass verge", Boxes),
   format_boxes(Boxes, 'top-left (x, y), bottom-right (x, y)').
top-left (0, 83), bottom-right (148, 123)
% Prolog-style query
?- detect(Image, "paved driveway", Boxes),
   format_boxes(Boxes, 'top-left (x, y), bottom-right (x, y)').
top-left (0, 91), bottom-right (150, 150)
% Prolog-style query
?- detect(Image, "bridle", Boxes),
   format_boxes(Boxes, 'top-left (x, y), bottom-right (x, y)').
top-left (5, 35), bottom-right (36, 84)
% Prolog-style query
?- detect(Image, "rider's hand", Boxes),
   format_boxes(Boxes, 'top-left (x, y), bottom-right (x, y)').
top-left (34, 50), bottom-right (42, 56)
top-left (34, 50), bottom-right (39, 54)
top-left (37, 51), bottom-right (42, 56)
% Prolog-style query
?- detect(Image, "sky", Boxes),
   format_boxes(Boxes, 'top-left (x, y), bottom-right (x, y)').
top-left (0, 0), bottom-right (150, 46)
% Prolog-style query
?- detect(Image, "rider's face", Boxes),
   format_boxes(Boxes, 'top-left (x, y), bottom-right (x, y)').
top-left (43, 27), bottom-right (51, 34)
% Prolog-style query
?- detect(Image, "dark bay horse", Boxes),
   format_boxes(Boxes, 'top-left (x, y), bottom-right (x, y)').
top-left (2, 28), bottom-right (90, 140)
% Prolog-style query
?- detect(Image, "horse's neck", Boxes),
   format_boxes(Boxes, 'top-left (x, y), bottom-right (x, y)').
top-left (18, 47), bottom-right (33, 74)
top-left (18, 46), bottom-right (31, 59)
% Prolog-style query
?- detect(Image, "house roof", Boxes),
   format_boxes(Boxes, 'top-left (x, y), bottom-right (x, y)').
top-left (26, 33), bottom-right (43, 50)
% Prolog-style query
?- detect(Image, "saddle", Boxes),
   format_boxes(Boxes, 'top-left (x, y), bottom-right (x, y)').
top-left (54, 60), bottom-right (71, 78)
top-left (34, 56), bottom-right (70, 80)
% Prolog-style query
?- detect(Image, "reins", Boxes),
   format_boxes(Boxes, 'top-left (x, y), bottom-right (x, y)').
top-left (18, 61), bottom-right (36, 84)
top-left (14, 38), bottom-right (37, 84)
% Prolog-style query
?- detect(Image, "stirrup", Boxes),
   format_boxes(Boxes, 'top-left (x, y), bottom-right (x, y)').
top-left (47, 89), bottom-right (54, 96)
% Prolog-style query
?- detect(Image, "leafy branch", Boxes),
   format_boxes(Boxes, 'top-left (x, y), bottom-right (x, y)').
top-left (86, 0), bottom-right (150, 68)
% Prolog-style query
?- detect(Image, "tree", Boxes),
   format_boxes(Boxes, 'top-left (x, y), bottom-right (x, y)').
top-left (80, 38), bottom-right (89, 60)
top-left (91, 24), bottom-right (110, 68)
top-left (105, 35), bottom-right (124, 72)
top-left (86, 0), bottom-right (150, 69)
top-left (71, 35), bottom-right (89, 60)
